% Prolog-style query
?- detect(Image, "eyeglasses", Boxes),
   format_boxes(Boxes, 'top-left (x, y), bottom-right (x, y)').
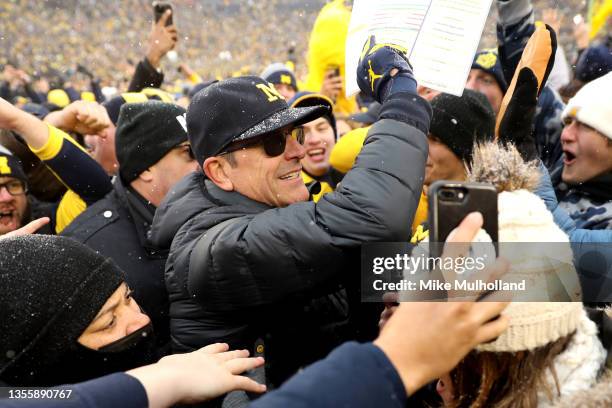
top-left (0, 180), bottom-right (27, 196)
top-left (219, 127), bottom-right (305, 158)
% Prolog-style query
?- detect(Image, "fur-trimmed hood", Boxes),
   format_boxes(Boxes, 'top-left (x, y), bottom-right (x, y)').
top-left (552, 370), bottom-right (612, 408)
top-left (468, 141), bottom-right (540, 192)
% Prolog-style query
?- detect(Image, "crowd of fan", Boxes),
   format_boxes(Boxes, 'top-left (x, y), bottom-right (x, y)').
top-left (0, 0), bottom-right (594, 91)
top-left (0, 0), bottom-right (323, 88)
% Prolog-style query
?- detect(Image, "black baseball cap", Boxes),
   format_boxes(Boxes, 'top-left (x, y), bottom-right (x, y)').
top-left (187, 76), bottom-right (328, 165)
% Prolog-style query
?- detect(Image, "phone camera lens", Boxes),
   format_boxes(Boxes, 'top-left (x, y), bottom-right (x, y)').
top-left (440, 190), bottom-right (456, 200)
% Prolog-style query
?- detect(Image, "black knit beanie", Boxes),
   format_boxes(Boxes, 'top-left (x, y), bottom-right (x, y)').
top-left (115, 101), bottom-right (189, 183)
top-left (0, 235), bottom-right (124, 385)
top-left (429, 90), bottom-right (495, 163)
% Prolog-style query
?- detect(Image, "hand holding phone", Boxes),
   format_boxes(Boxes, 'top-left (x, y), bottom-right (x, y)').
top-left (153, 2), bottom-right (173, 26)
top-left (321, 65), bottom-right (343, 101)
top-left (147, 2), bottom-right (178, 68)
top-left (428, 181), bottom-right (498, 257)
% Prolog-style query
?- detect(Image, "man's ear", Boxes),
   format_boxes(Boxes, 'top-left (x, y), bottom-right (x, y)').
top-left (203, 157), bottom-right (234, 191)
top-left (137, 168), bottom-right (154, 183)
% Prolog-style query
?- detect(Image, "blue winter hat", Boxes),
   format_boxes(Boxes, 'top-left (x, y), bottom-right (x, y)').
top-left (260, 63), bottom-right (298, 91)
top-left (472, 49), bottom-right (508, 93)
top-left (575, 44), bottom-right (612, 84)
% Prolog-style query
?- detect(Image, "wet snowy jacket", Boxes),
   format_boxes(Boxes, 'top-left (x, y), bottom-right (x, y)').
top-left (150, 93), bottom-right (431, 387)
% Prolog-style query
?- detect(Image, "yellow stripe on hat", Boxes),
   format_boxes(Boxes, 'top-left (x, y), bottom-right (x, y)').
top-left (121, 92), bottom-right (149, 104)
top-left (140, 88), bottom-right (174, 103)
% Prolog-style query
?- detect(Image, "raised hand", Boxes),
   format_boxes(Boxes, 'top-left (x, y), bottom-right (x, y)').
top-left (356, 35), bottom-right (417, 103)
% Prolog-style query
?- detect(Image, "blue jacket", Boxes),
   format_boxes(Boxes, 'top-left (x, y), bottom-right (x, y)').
top-left (0, 342), bottom-right (407, 408)
top-left (0, 372), bottom-right (147, 408)
top-left (535, 163), bottom-right (612, 302)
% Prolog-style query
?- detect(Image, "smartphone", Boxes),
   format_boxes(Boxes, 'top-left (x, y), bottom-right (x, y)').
top-left (327, 64), bottom-right (340, 77)
top-left (153, 1), bottom-right (173, 26)
top-left (428, 181), bottom-right (498, 257)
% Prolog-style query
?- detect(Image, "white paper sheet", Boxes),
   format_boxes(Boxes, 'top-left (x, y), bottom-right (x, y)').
top-left (345, 0), bottom-right (493, 97)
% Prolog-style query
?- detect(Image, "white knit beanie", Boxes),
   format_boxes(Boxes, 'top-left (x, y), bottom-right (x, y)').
top-left (468, 143), bottom-right (584, 352)
top-left (562, 71), bottom-right (612, 140)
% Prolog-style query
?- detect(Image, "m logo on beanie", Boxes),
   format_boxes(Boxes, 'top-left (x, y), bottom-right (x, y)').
top-left (281, 74), bottom-right (292, 85)
top-left (476, 51), bottom-right (498, 69)
top-left (256, 83), bottom-right (284, 102)
top-left (0, 157), bottom-right (12, 175)
top-left (176, 113), bottom-right (188, 133)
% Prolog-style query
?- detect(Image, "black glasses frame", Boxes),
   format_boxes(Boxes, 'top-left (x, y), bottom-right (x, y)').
top-left (0, 180), bottom-right (27, 196)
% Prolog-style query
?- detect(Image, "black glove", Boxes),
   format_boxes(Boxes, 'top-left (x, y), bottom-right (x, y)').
top-left (357, 35), bottom-right (417, 103)
top-left (498, 67), bottom-right (538, 161)
top-left (496, 23), bottom-right (558, 162)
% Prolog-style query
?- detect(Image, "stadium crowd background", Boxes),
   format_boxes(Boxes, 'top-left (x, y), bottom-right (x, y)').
top-left (0, 0), bottom-right (592, 91)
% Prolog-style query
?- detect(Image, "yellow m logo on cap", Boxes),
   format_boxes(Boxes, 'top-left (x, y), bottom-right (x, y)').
top-left (256, 83), bottom-right (284, 102)
top-left (280, 74), bottom-right (292, 85)
top-left (0, 157), bottom-right (12, 175)
top-left (475, 51), bottom-right (498, 70)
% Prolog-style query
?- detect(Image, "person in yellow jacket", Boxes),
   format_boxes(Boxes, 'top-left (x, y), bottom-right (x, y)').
top-left (290, 92), bottom-right (344, 202)
top-left (303, 0), bottom-right (357, 115)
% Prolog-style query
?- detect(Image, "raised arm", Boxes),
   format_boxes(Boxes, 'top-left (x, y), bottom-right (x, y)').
top-left (0, 97), bottom-right (112, 233)
top-left (128, 10), bottom-right (177, 92)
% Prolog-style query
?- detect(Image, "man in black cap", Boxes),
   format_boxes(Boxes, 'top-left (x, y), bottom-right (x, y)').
top-left (467, 49), bottom-right (508, 114)
top-left (150, 36), bottom-right (432, 392)
top-left (62, 101), bottom-right (198, 351)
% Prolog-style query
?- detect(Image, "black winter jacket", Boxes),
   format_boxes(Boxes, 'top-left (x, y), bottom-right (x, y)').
top-left (150, 96), bottom-right (431, 387)
top-left (61, 178), bottom-right (170, 350)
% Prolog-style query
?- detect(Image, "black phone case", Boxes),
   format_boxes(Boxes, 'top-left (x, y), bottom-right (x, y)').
top-left (153, 2), bottom-right (173, 26)
top-left (428, 181), bottom-right (498, 257)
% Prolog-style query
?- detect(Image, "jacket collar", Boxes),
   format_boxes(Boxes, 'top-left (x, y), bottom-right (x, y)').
top-left (568, 172), bottom-right (612, 202)
top-left (204, 178), bottom-right (272, 213)
top-left (150, 171), bottom-right (272, 249)
top-left (114, 177), bottom-right (164, 255)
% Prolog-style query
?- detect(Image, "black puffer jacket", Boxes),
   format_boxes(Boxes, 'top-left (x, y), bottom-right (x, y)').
top-left (150, 95), bottom-right (431, 387)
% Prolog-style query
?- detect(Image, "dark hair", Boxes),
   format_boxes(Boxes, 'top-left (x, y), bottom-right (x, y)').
top-left (558, 79), bottom-right (585, 104)
top-left (448, 333), bottom-right (574, 408)
top-left (224, 151), bottom-right (238, 167)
